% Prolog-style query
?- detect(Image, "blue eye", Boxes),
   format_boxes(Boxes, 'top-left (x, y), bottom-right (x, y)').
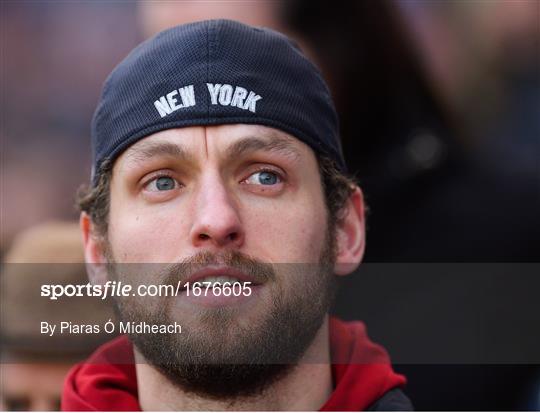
top-left (147, 176), bottom-right (177, 191)
top-left (246, 171), bottom-right (281, 185)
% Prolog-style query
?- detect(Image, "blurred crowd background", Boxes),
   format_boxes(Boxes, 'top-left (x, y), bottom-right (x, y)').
top-left (1, 0), bottom-right (539, 410)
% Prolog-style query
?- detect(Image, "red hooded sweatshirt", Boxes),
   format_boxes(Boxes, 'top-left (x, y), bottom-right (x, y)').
top-left (62, 317), bottom-right (406, 411)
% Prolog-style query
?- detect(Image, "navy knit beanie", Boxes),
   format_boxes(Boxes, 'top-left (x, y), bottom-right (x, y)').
top-left (91, 19), bottom-right (345, 183)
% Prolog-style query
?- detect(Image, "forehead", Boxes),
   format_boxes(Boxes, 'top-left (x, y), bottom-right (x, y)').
top-left (117, 124), bottom-right (315, 166)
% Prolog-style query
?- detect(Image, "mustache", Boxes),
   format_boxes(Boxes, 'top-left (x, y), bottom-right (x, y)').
top-left (159, 250), bottom-right (276, 286)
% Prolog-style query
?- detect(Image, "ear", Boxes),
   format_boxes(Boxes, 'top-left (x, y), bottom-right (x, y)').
top-left (333, 187), bottom-right (366, 276)
top-left (80, 212), bottom-right (109, 285)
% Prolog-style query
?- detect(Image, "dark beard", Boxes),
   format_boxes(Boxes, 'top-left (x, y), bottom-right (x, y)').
top-left (108, 232), bottom-right (337, 400)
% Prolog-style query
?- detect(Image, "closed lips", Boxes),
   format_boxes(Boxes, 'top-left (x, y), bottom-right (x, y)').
top-left (180, 266), bottom-right (263, 290)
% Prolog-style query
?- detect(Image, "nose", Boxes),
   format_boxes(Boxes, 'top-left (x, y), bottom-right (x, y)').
top-left (189, 173), bottom-right (245, 249)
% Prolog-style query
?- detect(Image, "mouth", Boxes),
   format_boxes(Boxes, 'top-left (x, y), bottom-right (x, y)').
top-left (180, 266), bottom-right (264, 290)
top-left (176, 265), bottom-right (265, 308)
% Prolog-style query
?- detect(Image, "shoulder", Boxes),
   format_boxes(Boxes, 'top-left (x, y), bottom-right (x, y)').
top-left (366, 388), bottom-right (413, 411)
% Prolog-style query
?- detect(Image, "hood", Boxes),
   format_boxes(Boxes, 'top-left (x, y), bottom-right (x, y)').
top-left (62, 317), bottom-right (405, 411)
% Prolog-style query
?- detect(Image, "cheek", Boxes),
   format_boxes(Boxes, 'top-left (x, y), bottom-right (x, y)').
top-left (108, 197), bottom-right (189, 262)
top-left (244, 193), bottom-right (328, 264)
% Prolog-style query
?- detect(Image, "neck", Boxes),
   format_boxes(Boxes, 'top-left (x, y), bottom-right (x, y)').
top-left (135, 316), bottom-right (332, 411)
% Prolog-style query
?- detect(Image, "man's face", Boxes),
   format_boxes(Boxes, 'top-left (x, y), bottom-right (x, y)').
top-left (101, 124), bottom-right (337, 398)
top-left (108, 124), bottom-right (329, 265)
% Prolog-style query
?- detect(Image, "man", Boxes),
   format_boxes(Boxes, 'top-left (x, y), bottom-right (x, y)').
top-left (62, 20), bottom-right (412, 411)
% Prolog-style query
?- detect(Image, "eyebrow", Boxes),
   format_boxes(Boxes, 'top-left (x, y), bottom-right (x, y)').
top-left (226, 134), bottom-right (302, 161)
top-left (124, 141), bottom-right (196, 165)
